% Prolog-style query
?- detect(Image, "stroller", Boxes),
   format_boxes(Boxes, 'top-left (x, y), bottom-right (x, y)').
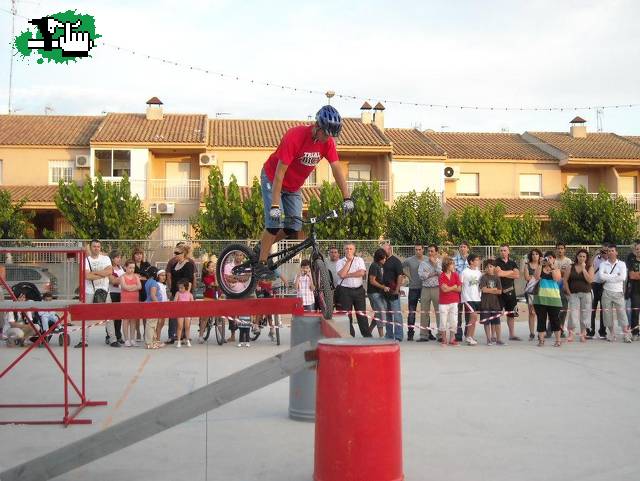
top-left (10, 282), bottom-right (51, 345)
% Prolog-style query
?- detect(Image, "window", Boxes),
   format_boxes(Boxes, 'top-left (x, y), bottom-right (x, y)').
top-left (160, 219), bottom-right (191, 248)
top-left (304, 170), bottom-right (317, 186)
top-left (95, 149), bottom-right (131, 177)
top-left (566, 174), bottom-right (588, 192)
top-left (457, 173), bottom-right (479, 196)
top-left (348, 164), bottom-right (371, 181)
top-left (48, 160), bottom-right (74, 184)
top-left (619, 176), bottom-right (637, 194)
top-left (223, 161), bottom-right (248, 186)
top-left (520, 174), bottom-right (542, 197)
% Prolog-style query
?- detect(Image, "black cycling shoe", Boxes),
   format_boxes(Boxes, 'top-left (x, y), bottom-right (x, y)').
top-left (255, 262), bottom-right (276, 281)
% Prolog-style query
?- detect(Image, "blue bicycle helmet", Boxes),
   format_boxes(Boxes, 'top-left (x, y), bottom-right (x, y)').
top-left (315, 105), bottom-right (342, 137)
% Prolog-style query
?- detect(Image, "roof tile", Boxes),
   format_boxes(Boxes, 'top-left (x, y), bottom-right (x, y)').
top-left (445, 197), bottom-right (560, 216)
top-left (208, 117), bottom-right (390, 148)
top-left (0, 115), bottom-right (102, 146)
top-left (385, 128), bottom-right (445, 157)
top-left (91, 113), bottom-right (207, 144)
top-left (526, 132), bottom-right (640, 159)
top-left (1, 185), bottom-right (58, 203)
top-left (423, 132), bottom-right (556, 160)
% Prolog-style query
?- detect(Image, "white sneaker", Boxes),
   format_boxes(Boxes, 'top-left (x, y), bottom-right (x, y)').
top-left (186, 339), bottom-right (192, 347)
top-left (198, 336), bottom-right (204, 344)
top-left (623, 334), bottom-right (632, 343)
top-left (237, 343), bottom-right (243, 348)
top-left (176, 341), bottom-right (182, 348)
top-left (124, 340), bottom-right (131, 347)
top-left (466, 337), bottom-right (478, 346)
top-left (244, 342), bottom-right (250, 348)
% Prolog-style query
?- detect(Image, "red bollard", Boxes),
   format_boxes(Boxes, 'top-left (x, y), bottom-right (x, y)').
top-left (314, 338), bottom-right (403, 481)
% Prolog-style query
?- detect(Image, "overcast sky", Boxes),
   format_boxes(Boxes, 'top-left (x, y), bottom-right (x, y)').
top-left (1, 0), bottom-right (639, 134)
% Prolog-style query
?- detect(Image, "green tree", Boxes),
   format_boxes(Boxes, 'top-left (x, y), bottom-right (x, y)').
top-left (346, 181), bottom-right (388, 239)
top-left (192, 166), bottom-right (264, 239)
top-left (0, 190), bottom-right (34, 238)
top-left (307, 181), bottom-right (349, 239)
top-left (509, 211), bottom-right (543, 245)
top-left (446, 203), bottom-right (513, 245)
top-left (55, 174), bottom-right (159, 239)
top-left (549, 186), bottom-right (638, 244)
top-left (386, 190), bottom-right (445, 244)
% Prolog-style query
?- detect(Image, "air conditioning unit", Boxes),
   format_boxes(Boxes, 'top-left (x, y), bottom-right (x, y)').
top-left (156, 202), bottom-right (175, 214)
top-left (444, 165), bottom-right (460, 181)
top-left (75, 154), bottom-right (90, 168)
top-left (199, 152), bottom-right (216, 166)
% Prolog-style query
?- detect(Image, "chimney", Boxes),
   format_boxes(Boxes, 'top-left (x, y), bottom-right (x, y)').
top-left (373, 102), bottom-right (385, 131)
top-left (569, 116), bottom-right (587, 139)
top-left (146, 96), bottom-right (164, 120)
top-left (360, 101), bottom-right (373, 124)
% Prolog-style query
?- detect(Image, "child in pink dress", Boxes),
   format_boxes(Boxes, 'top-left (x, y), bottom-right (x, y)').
top-left (119, 260), bottom-right (142, 347)
top-left (174, 280), bottom-right (194, 348)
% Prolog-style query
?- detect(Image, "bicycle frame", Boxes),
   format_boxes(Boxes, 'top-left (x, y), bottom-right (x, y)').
top-left (265, 221), bottom-right (324, 269)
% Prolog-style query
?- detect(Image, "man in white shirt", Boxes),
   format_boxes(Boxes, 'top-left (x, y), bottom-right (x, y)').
top-left (80, 239), bottom-right (119, 348)
top-left (335, 242), bottom-right (370, 337)
top-left (598, 244), bottom-right (631, 343)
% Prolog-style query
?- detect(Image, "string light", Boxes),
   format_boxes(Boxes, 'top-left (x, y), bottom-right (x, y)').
top-left (1, 6), bottom-right (637, 113)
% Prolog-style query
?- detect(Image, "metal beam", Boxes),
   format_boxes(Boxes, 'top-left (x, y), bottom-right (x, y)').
top-left (0, 341), bottom-right (314, 481)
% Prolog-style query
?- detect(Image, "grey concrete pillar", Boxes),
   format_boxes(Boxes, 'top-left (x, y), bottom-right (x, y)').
top-left (289, 313), bottom-right (322, 421)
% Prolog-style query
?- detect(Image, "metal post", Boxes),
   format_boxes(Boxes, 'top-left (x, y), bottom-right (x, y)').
top-left (289, 313), bottom-right (322, 421)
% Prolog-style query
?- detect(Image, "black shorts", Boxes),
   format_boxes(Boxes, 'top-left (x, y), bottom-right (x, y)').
top-left (464, 301), bottom-right (481, 313)
top-left (481, 310), bottom-right (501, 325)
top-left (500, 291), bottom-right (518, 317)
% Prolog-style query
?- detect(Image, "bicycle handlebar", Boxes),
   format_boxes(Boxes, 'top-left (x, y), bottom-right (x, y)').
top-left (286, 210), bottom-right (339, 225)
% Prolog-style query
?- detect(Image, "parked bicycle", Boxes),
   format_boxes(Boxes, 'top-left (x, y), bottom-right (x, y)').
top-left (216, 210), bottom-right (338, 319)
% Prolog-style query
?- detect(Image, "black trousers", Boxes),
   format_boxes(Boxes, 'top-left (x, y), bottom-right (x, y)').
top-left (107, 292), bottom-right (122, 340)
top-left (407, 288), bottom-right (422, 336)
top-left (534, 304), bottom-right (561, 333)
top-left (336, 286), bottom-right (371, 337)
top-left (590, 283), bottom-right (607, 337)
top-left (629, 290), bottom-right (640, 333)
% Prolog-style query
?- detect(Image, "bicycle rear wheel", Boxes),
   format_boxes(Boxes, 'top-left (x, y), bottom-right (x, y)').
top-left (313, 258), bottom-right (334, 320)
top-left (214, 317), bottom-right (225, 345)
top-left (216, 244), bottom-right (257, 299)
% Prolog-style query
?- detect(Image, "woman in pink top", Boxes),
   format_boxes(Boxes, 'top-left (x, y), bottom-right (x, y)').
top-left (438, 257), bottom-right (462, 346)
top-left (174, 280), bottom-right (194, 348)
top-left (119, 260), bottom-right (142, 347)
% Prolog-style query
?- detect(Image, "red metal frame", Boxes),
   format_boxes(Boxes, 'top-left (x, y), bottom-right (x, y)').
top-left (0, 247), bottom-right (102, 425)
top-left (1, 249), bottom-right (304, 427)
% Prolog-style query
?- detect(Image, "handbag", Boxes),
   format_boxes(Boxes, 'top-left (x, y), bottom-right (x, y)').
top-left (87, 257), bottom-right (108, 303)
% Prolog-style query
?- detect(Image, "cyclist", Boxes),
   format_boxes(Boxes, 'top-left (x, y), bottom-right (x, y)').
top-left (256, 105), bottom-right (353, 279)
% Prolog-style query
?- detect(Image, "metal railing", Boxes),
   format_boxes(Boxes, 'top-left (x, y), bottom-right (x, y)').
top-left (147, 179), bottom-right (201, 200)
top-left (0, 240), bottom-right (633, 301)
top-left (586, 192), bottom-right (640, 210)
top-left (346, 180), bottom-right (390, 201)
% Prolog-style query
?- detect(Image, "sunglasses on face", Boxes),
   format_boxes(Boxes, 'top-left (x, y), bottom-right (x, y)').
top-left (174, 251), bottom-right (183, 255)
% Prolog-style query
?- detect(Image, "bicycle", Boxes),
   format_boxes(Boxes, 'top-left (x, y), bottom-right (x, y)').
top-left (200, 291), bottom-right (226, 346)
top-left (216, 210), bottom-right (338, 319)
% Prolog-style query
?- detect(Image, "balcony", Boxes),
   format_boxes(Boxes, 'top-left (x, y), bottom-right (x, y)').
top-left (586, 192), bottom-right (640, 210)
top-left (346, 180), bottom-right (390, 202)
top-left (147, 179), bottom-right (201, 201)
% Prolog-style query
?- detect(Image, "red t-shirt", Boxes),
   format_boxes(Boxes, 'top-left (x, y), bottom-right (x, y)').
top-left (439, 271), bottom-right (461, 304)
top-left (203, 273), bottom-right (217, 299)
top-left (263, 125), bottom-right (339, 192)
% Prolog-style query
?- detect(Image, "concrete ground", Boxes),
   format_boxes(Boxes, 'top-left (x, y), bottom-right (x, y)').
top-left (1, 309), bottom-right (639, 481)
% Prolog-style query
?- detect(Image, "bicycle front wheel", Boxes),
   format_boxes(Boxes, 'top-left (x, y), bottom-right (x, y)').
top-left (216, 244), bottom-right (257, 299)
top-left (313, 258), bottom-right (334, 320)
top-left (214, 317), bottom-right (225, 345)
